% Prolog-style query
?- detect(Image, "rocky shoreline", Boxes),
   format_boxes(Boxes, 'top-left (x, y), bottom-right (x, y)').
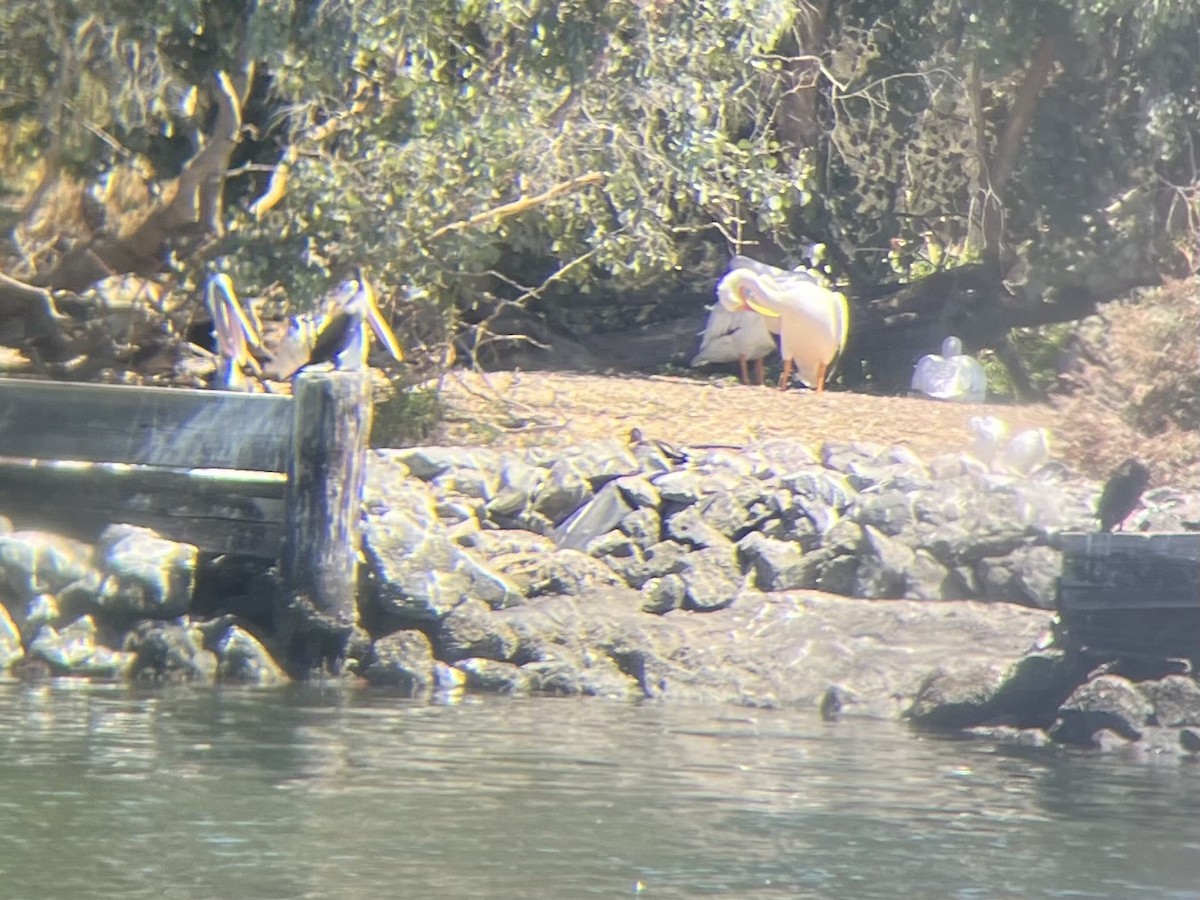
top-left (1, 434), bottom-right (1198, 758)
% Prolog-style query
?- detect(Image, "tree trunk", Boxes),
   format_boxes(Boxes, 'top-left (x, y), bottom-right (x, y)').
top-left (33, 63), bottom-right (256, 294)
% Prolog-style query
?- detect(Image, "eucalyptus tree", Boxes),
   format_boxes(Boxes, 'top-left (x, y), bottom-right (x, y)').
top-left (0, 0), bottom-right (1197, 384)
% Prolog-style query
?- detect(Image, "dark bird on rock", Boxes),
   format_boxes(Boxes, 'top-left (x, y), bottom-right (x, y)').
top-left (1096, 458), bottom-right (1151, 532)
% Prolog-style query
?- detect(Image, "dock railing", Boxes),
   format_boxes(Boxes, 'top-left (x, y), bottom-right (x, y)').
top-left (0, 371), bottom-right (372, 624)
top-left (1055, 531), bottom-right (1200, 664)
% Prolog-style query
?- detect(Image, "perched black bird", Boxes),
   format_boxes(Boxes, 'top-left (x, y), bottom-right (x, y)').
top-left (1095, 458), bottom-right (1151, 532)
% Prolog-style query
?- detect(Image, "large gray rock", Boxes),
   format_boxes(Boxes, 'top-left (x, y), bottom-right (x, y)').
top-left (453, 657), bottom-right (530, 694)
top-left (600, 540), bottom-right (690, 589)
top-left (384, 446), bottom-right (501, 482)
top-left (905, 549), bottom-right (962, 600)
top-left (555, 482), bottom-right (633, 551)
top-left (737, 532), bottom-right (808, 592)
top-left (0, 604), bottom-right (23, 671)
top-left (0, 531), bottom-right (96, 606)
top-left (125, 620), bottom-right (218, 683)
top-left (747, 438), bottom-right (819, 476)
top-left (215, 625), bottom-right (288, 685)
top-left (364, 508), bottom-right (472, 621)
top-left (532, 461), bottom-right (594, 525)
top-left (95, 525), bottom-right (197, 620)
top-left (1139, 675), bottom-right (1200, 727)
top-left (612, 474), bottom-right (661, 510)
top-left (617, 507), bottom-right (663, 552)
top-left (854, 526), bottom-right (915, 598)
top-left (1050, 675), bottom-right (1153, 745)
top-left (907, 649), bottom-right (1086, 729)
top-left (28, 615), bottom-right (134, 678)
top-left (852, 491), bottom-right (915, 536)
top-left (975, 544), bottom-right (1060, 609)
top-left (363, 629), bottom-right (435, 693)
top-left (906, 663), bottom-right (1009, 728)
top-left (435, 598), bottom-right (520, 664)
top-left (665, 503), bottom-right (734, 549)
top-left (641, 574), bottom-right (686, 614)
top-left (495, 590), bottom-right (1049, 714)
top-left (679, 545), bottom-right (743, 611)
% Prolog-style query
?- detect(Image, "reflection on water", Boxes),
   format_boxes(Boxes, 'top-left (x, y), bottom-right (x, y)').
top-left (0, 684), bottom-right (1197, 899)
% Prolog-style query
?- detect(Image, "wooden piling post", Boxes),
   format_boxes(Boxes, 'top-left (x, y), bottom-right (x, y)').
top-left (284, 370), bottom-right (373, 624)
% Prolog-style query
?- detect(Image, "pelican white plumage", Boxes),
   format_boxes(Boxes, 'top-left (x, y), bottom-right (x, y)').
top-left (911, 336), bottom-right (987, 402)
top-left (716, 255), bottom-right (849, 391)
top-left (1001, 427), bottom-right (1051, 476)
top-left (690, 303), bottom-right (778, 385)
top-left (968, 416), bottom-right (1051, 475)
top-left (968, 415), bottom-right (1009, 467)
top-left (265, 269), bottom-right (404, 380)
top-left (204, 274), bottom-right (263, 391)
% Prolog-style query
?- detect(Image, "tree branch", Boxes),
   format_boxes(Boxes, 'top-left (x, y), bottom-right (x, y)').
top-left (427, 171), bottom-right (606, 240)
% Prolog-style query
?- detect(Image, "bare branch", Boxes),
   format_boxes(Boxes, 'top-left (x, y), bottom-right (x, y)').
top-left (428, 172), bottom-right (606, 240)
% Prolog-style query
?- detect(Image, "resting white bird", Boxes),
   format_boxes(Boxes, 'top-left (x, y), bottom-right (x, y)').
top-left (204, 274), bottom-right (264, 391)
top-left (968, 416), bottom-right (1051, 475)
top-left (716, 255), bottom-right (850, 392)
top-left (265, 269), bottom-right (404, 380)
top-left (690, 303), bottom-right (779, 385)
top-left (911, 336), bottom-right (987, 402)
top-left (968, 415), bottom-right (1009, 467)
top-left (1001, 427), bottom-right (1051, 476)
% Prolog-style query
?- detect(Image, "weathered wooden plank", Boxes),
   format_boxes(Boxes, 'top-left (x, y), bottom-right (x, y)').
top-left (0, 458), bottom-right (286, 556)
top-left (1056, 531), bottom-right (1200, 562)
top-left (1055, 530), bottom-right (1199, 662)
top-left (0, 378), bottom-right (294, 470)
top-left (0, 491), bottom-right (284, 557)
top-left (1058, 609), bottom-right (1199, 662)
top-left (284, 370), bottom-right (372, 623)
top-left (0, 457), bottom-right (287, 499)
top-left (1057, 581), bottom-right (1199, 610)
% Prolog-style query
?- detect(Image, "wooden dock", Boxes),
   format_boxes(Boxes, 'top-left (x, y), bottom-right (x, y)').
top-left (1056, 531), bottom-right (1200, 664)
top-left (0, 372), bottom-right (373, 624)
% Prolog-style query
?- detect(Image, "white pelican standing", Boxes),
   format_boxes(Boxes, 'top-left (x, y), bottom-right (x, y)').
top-left (911, 336), bottom-right (987, 402)
top-left (716, 255), bottom-right (850, 392)
top-left (690, 303), bottom-right (779, 385)
top-left (204, 274), bottom-right (264, 391)
top-left (265, 269), bottom-right (404, 380)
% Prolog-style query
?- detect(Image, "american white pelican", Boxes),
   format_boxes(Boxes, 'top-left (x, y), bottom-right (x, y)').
top-left (715, 256), bottom-right (849, 391)
top-left (968, 416), bottom-right (1050, 475)
top-left (690, 303), bottom-right (779, 385)
top-left (1001, 427), bottom-right (1051, 476)
top-left (205, 274), bottom-right (264, 391)
top-left (910, 336), bottom-right (987, 402)
top-left (1095, 458), bottom-right (1151, 532)
top-left (265, 270), bottom-right (404, 380)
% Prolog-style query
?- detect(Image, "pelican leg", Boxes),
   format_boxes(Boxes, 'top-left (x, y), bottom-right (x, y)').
top-left (777, 359), bottom-right (793, 391)
top-left (738, 356), bottom-right (751, 386)
top-left (753, 357), bottom-right (765, 386)
top-left (815, 361), bottom-right (827, 393)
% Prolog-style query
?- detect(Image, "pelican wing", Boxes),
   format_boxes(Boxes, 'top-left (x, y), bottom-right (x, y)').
top-left (691, 305), bottom-right (775, 366)
top-left (264, 315), bottom-right (319, 380)
top-left (959, 357), bottom-right (988, 402)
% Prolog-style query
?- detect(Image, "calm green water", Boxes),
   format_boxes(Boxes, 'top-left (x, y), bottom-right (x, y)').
top-left (0, 684), bottom-right (1196, 900)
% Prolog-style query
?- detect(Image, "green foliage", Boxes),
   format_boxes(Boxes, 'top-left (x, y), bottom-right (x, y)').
top-left (3, 0), bottom-right (1200, 355)
top-left (370, 383), bottom-right (443, 448)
